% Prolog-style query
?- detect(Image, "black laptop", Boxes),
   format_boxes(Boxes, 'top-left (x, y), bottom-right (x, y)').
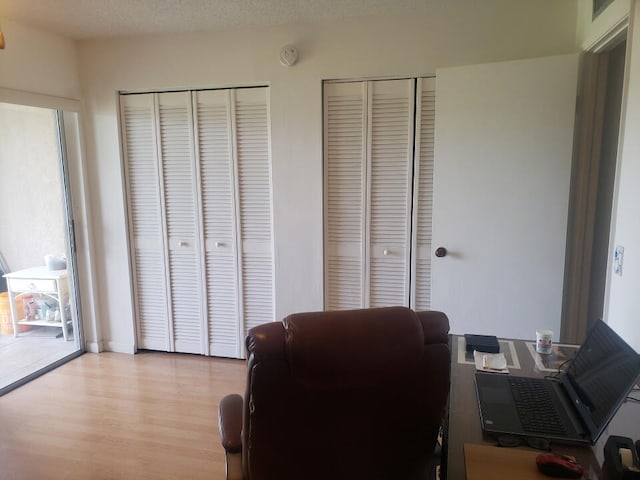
top-left (475, 320), bottom-right (640, 445)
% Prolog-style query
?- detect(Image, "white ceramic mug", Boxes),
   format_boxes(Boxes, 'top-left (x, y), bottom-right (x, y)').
top-left (536, 329), bottom-right (553, 354)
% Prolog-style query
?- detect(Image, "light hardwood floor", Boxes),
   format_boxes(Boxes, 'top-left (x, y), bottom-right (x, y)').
top-left (0, 351), bottom-right (246, 479)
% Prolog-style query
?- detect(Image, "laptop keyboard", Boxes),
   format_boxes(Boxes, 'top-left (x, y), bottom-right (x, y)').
top-left (508, 377), bottom-right (568, 436)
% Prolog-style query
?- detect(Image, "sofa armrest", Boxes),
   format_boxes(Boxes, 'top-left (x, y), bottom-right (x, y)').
top-left (219, 394), bottom-right (243, 453)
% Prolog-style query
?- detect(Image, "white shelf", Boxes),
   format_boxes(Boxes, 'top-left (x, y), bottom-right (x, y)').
top-left (4, 267), bottom-right (72, 341)
top-left (17, 318), bottom-right (71, 328)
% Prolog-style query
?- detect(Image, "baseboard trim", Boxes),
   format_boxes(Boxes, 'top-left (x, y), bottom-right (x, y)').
top-left (104, 341), bottom-right (136, 354)
top-left (84, 341), bottom-right (103, 353)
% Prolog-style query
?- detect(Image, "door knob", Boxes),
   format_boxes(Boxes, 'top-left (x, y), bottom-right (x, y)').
top-left (383, 248), bottom-right (390, 256)
top-left (178, 241), bottom-right (187, 247)
top-left (435, 247), bottom-right (447, 258)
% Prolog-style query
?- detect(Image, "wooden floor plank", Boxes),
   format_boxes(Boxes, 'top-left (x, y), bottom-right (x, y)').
top-left (0, 351), bottom-right (246, 480)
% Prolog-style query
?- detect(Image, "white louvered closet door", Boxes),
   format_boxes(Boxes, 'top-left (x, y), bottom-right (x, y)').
top-left (366, 79), bottom-right (414, 308)
top-left (411, 78), bottom-right (436, 310)
top-left (324, 82), bottom-right (366, 310)
top-left (157, 92), bottom-right (205, 354)
top-left (193, 90), bottom-right (241, 358)
top-left (121, 94), bottom-right (170, 351)
top-left (233, 88), bottom-right (274, 337)
top-left (324, 78), bottom-right (435, 311)
top-left (123, 87), bottom-right (273, 358)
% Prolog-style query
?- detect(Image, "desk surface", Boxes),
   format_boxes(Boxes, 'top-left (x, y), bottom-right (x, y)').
top-left (444, 335), bottom-right (601, 480)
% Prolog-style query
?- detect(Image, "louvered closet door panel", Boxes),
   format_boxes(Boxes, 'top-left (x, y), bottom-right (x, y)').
top-left (158, 92), bottom-right (204, 354)
top-left (324, 82), bottom-right (366, 310)
top-left (411, 78), bottom-right (436, 310)
top-left (193, 90), bottom-right (241, 358)
top-left (367, 79), bottom-right (414, 308)
top-left (121, 94), bottom-right (170, 351)
top-left (234, 88), bottom-right (274, 335)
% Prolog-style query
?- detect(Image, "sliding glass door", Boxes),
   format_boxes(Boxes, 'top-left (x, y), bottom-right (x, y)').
top-left (0, 102), bottom-right (84, 393)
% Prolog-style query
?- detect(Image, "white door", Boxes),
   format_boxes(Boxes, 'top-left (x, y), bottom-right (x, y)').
top-left (324, 79), bottom-right (415, 310)
top-left (195, 87), bottom-right (274, 356)
top-left (157, 92), bottom-right (205, 354)
top-left (123, 92), bottom-right (206, 354)
top-left (324, 81), bottom-right (366, 310)
top-left (431, 54), bottom-right (579, 339)
top-left (233, 88), bottom-right (274, 338)
top-left (411, 78), bottom-right (437, 311)
top-left (123, 88), bottom-right (274, 358)
top-left (366, 79), bottom-right (414, 307)
top-left (120, 93), bottom-right (170, 351)
top-left (193, 89), bottom-right (242, 358)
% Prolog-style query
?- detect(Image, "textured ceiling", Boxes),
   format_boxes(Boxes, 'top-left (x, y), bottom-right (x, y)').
top-left (0, 0), bottom-right (431, 39)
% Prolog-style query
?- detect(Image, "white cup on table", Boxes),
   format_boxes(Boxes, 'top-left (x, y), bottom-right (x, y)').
top-left (536, 329), bottom-right (553, 354)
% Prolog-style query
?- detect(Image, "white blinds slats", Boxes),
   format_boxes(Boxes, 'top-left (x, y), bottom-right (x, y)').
top-left (121, 86), bottom-right (273, 358)
top-left (120, 94), bottom-right (170, 351)
top-left (194, 89), bottom-right (241, 358)
top-left (234, 88), bottom-right (274, 336)
top-left (324, 82), bottom-right (366, 310)
top-left (367, 79), bottom-right (414, 308)
top-left (241, 254), bottom-right (273, 335)
top-left (205, 255), bottom-right (238, 356)
top-left (324, 78), bottom-right (435, 312)
top-left (411, 78), bottom-right (436, 310)
top-left (133, 252), bottom-right (168, 349)
top-left (158, 92), bottom-right (203, 354)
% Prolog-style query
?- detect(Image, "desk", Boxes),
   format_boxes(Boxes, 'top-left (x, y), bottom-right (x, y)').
top-left (3, 267), bottom-right (71, 341)
top-left (443, 335), bottom-right (600, 480)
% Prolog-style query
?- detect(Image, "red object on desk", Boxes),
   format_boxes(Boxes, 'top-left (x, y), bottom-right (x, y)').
top-left (536, 453), bottom-right (584, 478)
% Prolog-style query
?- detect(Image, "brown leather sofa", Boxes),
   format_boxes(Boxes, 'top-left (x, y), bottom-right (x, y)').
top-left (218, 306), bottom-right (451, 480)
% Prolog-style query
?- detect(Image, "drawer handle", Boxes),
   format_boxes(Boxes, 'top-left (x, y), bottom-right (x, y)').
top-left (29, 283), bottom-right (37, 290)
top-left (215, 241), bottom-right (224, 248)
top-left (178, 241), bottom-right (187, 247)
top-left (383, 248), bottom-right (390, 256)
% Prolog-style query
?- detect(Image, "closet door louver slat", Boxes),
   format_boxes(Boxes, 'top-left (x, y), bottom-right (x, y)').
top-left (411, 78), bottom-right (436, 310)
top-left (324, 82), bottom-right (366, 310)
top-left (158, 92), bottom-right (204, 354)
top-left (234, 88), bottom-right (274, 336)
top-left (367, 79), bottom-right (414, 308)
top-left (194, 90), bottom-right (241, 358)
top-left (121, 94), bottom-right (170, 351)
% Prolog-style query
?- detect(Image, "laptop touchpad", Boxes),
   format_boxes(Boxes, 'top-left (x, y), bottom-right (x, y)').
top-left (481, 386), bottom-right (512, 404)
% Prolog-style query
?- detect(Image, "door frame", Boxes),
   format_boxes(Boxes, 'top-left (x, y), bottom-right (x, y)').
top-left (561, 22), bottom-right (629, 344)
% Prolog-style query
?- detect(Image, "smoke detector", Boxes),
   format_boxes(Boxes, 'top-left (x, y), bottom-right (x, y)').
top-left (279, 45), bottom-right (299, 67)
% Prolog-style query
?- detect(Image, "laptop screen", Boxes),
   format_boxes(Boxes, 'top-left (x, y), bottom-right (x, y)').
top-left (562, 320), bottom-right (640, 443)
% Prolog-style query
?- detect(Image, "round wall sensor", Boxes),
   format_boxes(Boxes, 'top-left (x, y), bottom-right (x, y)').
top-left (279, 45), bottom-right (299, 67)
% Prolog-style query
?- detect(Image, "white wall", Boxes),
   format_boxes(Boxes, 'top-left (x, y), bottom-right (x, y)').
top-left (77, 1), bottom-right (579, 352)
top-left (0, 19), bottom-right (80, 99)
top-left (606, 1), bottom-right (640, 352)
